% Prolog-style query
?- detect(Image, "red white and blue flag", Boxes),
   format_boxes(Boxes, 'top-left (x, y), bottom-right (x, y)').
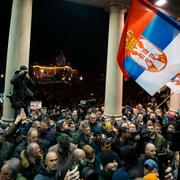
top-left (166, 73), bottom-right (180, 94)
top-left (117, 0), bottom-right (180, 96)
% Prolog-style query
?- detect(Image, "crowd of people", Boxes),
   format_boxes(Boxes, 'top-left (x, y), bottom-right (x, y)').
top-left (0, 66), bottom-right (179, 180)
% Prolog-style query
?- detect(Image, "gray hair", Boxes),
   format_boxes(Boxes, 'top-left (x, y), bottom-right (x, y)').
top-left (3, 158), bottom-right (21, 178)
top-left (26, 142), bottom-right (38, 157)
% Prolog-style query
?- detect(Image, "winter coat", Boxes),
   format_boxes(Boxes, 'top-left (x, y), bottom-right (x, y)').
top-left (98, 169), bottom-right (113, 180)
top-left (34, 164), bottom-right (56, 180)
top-left (19, 150), bottom-right (42, 179)
top-left (0, 141), bottom-right (14, 167)
top-left (10, 73), bottom-right (34, 108)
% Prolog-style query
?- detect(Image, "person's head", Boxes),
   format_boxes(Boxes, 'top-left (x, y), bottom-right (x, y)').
top-left (56, 120), bottom-right (69, 132)
top-left (89, 113), bottom-right (97, 124)
top-left (129, 123), bottom-right (137, 133)
top-left (174, 151), bottom-right (180, 168)
top-left (95, 111), bottom-right (102, 120)
top-left (167, 123), bottom-right (175, 133)
top-left (0, 158), bottom-right (21, 180)
top-left (26, 142), bottom-right (41, 158)
top-left (144, 159), bottom-right (158, 175)
top-left (32, 121), bottom-right (42, 130)
top-left (93, 128), bottom-right (102, 142)
top-left (118, 127), bottom-right (130, 141)
top-left (154, 123), bottom-right (161, 134)
top-left (100, 139), bottom-right (111, 153)
top-left (45, 151), bottom-right (58, 172)
top-left (27, 128), bottom-right (39, 143)
top-left (148, 112), bottom-right (157, 122)
top-left (103, 120), bottom-right (113, 133)
top-left (72, 110), bottom-right (78, 121)
top-left (19, 65), bottom-right (28, 78)
top-left (0, 127), bottom-right (5, 144)
top-left (121, 122), bottom-right (129, 129)
top-left (147, 124), bottom-right (155, 136)
top-left (146, 119), bottom-right (153, 127)
top-left (82, 145), bottom-right (95, 164)
top-left (137, 113), bottom-right (144, 121)
top-left (58, 136), bottom-right (70, 156)
top-left (101, 150), bottom-right (119, 172)
top-left (119, 145), bottom-right (138, 166)
top-left (145, 143), bottom-right (157, 159)
top-left (69, 120), bottom-right (76, 132)
top-left (20, 65), bottom-right (28, 71)
top-left (82, 124), bottom-right (91, 136)
top-left (73, 148), bottom-right (86, 163)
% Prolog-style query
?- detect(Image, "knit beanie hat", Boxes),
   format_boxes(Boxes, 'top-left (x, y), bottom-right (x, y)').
top-left (102, 150), bottom-right (119, 167)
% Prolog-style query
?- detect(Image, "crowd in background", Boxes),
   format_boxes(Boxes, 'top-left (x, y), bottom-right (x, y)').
top-left (0, 67), bottom-right (179, 180)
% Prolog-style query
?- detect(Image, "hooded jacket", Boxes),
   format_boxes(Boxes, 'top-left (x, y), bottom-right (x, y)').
top-left (34, 163), bottom-right (56, 180)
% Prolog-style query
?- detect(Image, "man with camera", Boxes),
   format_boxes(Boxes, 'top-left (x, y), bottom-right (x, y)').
top-left (10, 65), bottom-right (34, 119)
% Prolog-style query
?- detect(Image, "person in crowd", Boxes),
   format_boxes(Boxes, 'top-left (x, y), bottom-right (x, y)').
top-left (48, 135), bottom-right (77, 170)
top-left (82, 145), bottom-right (96, 170)
top-left (139, 143), bottom-right (157, 163)
top-left (94, 138), bottom-right (112, 172)
top-left (88, 113), bottom-right (102, 134)
top-left (154, 123), bottom-right (162, 135)
top-left (19, 142), bottom-right (43, 179)
top-left (55, 119), bottom-right (80, 144)
top-left (10, 65), bottom-right (34, 119)
top-left (0, 158), bottom-right (26, 180)
top-left (111, 127), bottom-right (130, 156)
top-left (143, 159), bottom-right (159, 180)
top-left (136, 112), bottom-right (146, 132)
top-left (34, 151), bottom-right (58, 180)
top-left (13, 127), bottom-right (39, 158)
top-left (172, 151), bottom-right (179, 180)
top-left (90, 128), bottom-right (103, 154)
top-left (162, 123), bottom-right (175, 142)
top-left (118, 145), bottom-right (144, 179)
top-left (0, 127), bottom-right (14, 167)
top-left (102, 119), bottom-right (117, 140)
top-left (98, 150), bottom-right (119, 180)
top-left (78, 122), bottom-right (92, 148)
top-left (147, 124), bottom-right (166, 152)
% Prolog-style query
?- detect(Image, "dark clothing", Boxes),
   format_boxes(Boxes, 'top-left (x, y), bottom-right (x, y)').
top-left (13, 139), bottom-right (28, 158)
top-left (10, 72), bottom-right (34, 108)
top-left (10, 71), bottom-right (34, 118)
top-left (19, 150), bottom-right (42, 180)
top-left (34, 164), bottom-right (56, 180)
top-left (0, 141), bottom-right (14, 167)
top-left (98, 169), bottom-right (113, 180)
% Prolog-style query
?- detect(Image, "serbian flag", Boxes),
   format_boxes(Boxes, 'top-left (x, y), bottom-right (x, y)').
top-left (117, 0), bottom-right (180, 96)
top-left (166, 73), bottom-right (180, 94)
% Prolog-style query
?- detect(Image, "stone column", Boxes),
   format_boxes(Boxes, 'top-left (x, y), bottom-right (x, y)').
top-left (104, 2), bottom-right (125, 117)
top-left (1, 0), bottom-right (33, 122)
top-left (169, 92), bottom-right (180, 112)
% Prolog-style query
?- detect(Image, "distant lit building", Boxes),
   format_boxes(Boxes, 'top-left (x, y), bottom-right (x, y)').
top-left (31, 52), bottom-right (81, 83)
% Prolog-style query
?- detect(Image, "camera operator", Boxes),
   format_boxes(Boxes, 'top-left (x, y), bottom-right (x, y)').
top-left (10, 65), bottom-right (34, 119)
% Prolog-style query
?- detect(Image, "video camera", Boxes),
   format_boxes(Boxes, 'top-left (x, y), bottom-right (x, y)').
top-left (78, 99), bottom-right (96, 109)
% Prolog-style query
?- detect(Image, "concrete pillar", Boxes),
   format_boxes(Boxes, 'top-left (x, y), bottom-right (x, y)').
top-left (104, 2), bottom-right (125, 117)
top-left (169, 92), bottom-right (180, 112)
top-left (1, 0), bottom-right (33, 122)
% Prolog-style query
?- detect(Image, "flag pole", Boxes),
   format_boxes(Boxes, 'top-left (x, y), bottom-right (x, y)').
top-left (157, 92), bottom-right (175, 109)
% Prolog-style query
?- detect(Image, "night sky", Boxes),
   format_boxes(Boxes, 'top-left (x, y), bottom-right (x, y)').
top-left (0, 0), bottom-right (109, 78)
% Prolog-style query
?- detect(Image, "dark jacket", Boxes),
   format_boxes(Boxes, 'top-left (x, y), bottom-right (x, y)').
top-left (0, 141), bottom-right (14, 167)
top-left (98, 169), bottom-right (113, 180)
top-left (19, 150), bottom-right (42, 179)
top-left (13, 139), bottom-right (28, 158)
top-left (10, 73), bottom-right (34, 108)
top-left (34, 164), bottom-right (56, 180)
